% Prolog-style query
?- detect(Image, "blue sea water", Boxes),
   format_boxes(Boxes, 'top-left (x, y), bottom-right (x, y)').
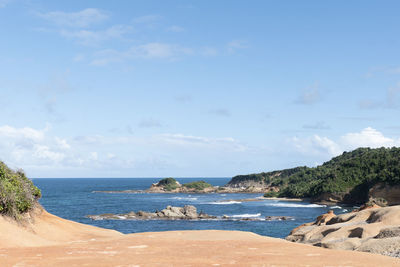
top-left (33, 178), bottom-right (350, 238)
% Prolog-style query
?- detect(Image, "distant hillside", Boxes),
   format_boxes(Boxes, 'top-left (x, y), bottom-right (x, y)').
top-left (227, 147), bottom-right (400, 205)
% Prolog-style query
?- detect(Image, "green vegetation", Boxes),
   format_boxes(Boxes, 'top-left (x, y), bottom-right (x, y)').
top-left (157, 177), bottom-right (180, 191)
top-left (230, 147), bottom-right (400, 204)
top-left (0, 161), bottom-right (41, 218)
top-left (183, 180), bottom-right (212, 190)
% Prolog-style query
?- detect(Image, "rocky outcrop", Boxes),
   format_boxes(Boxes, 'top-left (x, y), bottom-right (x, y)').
top-left (265, 216), bottom-right (294, 221)
top-left (286, 205), bottom-right (400, 258)
top-left (87, 205), bottom-right (216, 220)
top-left (368, 183), bottom-right (400, 206)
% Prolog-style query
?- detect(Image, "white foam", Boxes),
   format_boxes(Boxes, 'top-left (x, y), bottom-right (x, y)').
top-left (265, 202), bottom-right (326, 208)
top-left (170, 196), bottom-right (198, 201)
top-left (231, 213), bottom-right (261, 218)
top-left (209, 201), bottom-right (241, 205)
top-left (330, 206), bottom-right (342, 209)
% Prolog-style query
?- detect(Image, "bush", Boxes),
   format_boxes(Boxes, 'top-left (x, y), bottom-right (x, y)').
top-left (0, 161), bottom-right (41, 218)
top-left (183, 181), bottom-right (212, 190)
top-left (263, 191), bottom-right (279, 197)
top-left (157, 178), bottom-right (180, 191)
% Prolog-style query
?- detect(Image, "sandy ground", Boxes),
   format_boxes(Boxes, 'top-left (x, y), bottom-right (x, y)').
top-left (1, 207), bottom-right (399, 267)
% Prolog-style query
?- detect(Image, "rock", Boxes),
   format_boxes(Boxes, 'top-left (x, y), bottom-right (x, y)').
top-left (315, 210), bottom-right (336, 225)
top-left (369, 183), bottom-right (400, 206)
top-left (286, 205), bottom-right (400, 258)
top-left (183, 205), bottom-right (198, 219)
top-left (87, 205), bottom-right (215, 221)
top-left (265, 216), bottom-right (293, 221)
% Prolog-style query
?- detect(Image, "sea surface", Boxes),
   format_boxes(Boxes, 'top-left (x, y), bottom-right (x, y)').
top-left (33, 178), bottom-right (350, 238)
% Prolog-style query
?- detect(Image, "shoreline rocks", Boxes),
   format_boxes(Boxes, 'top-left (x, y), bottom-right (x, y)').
top-left (286, 205), bottom-right (400, 258)
top-left (87, 205), bottom-right (293, 222)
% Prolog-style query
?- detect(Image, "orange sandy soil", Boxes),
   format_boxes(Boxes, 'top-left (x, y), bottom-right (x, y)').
top-left (1, 207), bottom-right (399, 267)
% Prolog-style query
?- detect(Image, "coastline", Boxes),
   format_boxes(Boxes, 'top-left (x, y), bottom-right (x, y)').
top-left (1, 207), bottom-right (399, 266)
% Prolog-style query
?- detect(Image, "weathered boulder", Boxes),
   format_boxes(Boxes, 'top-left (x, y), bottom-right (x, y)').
top-left (286, 205), bottom-right (400, 258)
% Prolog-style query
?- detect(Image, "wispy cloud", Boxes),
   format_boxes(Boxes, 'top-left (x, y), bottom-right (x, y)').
top-left (227, 40), bottom-right (248, 53)
top-left (91, 43), bottom-right (193, 65)
top-left (302, 121), bottom-right (330, 130)
top-left (201, 47), bottom-right (218, 56)
top-left (158, 133), bottom-right (248, 151)
top-left (175, 95), bottom-right (192, 103)
top-left (166, 25), bottom-right (185, 32)
top-left (37, 8), bottom-right (108, 28)
top-left (138, 118), bottom-right (163, 128)
top-left (208, 108), bottom-right (231, 117)
top-left (295, 83), bottom-right (321, 105)
top-left (133, 15), bottom-right (162, 24)
top-left (38, 72), bottom-right (72, 117)
top-left (59, 24), bottom-right (132, 46)
top-left (359, 83), bottom-right (400, 110)
top-left (0, 0), bottom-right (10, 8)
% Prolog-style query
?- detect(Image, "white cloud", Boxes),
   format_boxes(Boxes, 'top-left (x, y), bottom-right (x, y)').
top-left (0, 125), bottom-right (67, 167)
top-left (291, 135), bottom-right (341, 157)
top-left (291, 127), bottom-right (400, 158)
top-left (341, 127), bottom-right (399, 149)
top-left (0, 125), bottom-right (45, 142)
top-left (60, 24), bottom-right (132, 46)
top-left (37, 8), bottom-right (108, 28)
top-left (91, 43), bottom-right (193, 65)
top-left (0, 124), bottom-right (251, 176)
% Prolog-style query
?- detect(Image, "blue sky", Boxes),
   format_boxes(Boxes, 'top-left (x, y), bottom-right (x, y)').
top-left (1, 0), bottom-right (400, 178)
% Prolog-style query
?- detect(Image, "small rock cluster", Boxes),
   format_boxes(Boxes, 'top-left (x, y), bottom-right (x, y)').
top-left (87, 205), bottom-right (216, 220)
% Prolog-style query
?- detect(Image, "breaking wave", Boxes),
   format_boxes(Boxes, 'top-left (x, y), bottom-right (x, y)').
top-left (208, 200), bottom-right (241, 205)
top-left (231, 213), bottom-right (261, 218)
top-left (265, 202), bottom-right (326, 208)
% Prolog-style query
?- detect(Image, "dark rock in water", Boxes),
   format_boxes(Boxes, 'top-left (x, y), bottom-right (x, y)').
top-left (87, 205), bottom-right (216, 221)
top-left (265, 216), bottom-right (294, 221)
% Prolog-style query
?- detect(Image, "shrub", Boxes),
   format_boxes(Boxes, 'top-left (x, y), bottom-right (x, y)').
top-left (157, 178), bottom-right (180, 191)
top-left (183, 181), bottom-right (212, 190)
top-left (0, 161), bottom-right (41, 218)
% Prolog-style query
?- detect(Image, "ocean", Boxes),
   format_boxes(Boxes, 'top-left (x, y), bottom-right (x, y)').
top-left (33, 178), bottom-right (350, 238)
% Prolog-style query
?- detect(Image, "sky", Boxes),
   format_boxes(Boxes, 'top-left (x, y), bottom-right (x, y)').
top-left (1, 0), bottom-right (400, 178)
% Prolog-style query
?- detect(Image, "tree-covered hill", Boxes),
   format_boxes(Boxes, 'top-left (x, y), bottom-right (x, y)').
top-left (227, 147), bottom-right (400, 204)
